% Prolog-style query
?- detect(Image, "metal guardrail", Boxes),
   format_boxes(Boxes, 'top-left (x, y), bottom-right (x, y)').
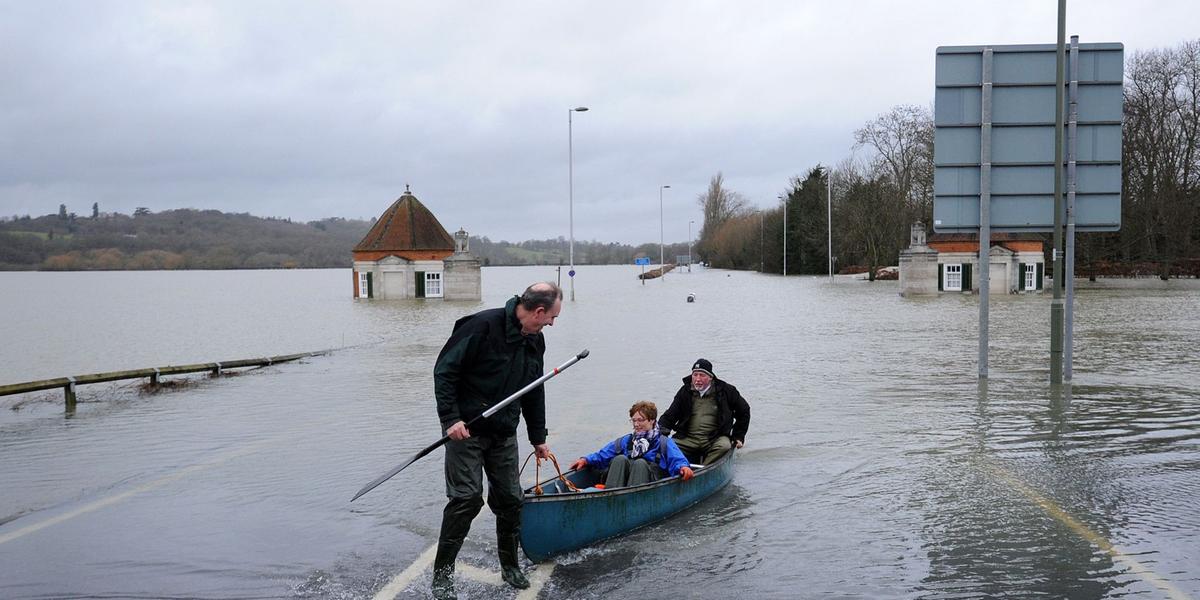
top-left (0, 350), bottom-right (331, 408)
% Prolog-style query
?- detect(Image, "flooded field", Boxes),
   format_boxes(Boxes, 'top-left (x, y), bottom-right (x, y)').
top-left (1, 267), bottom-right (1197, 599)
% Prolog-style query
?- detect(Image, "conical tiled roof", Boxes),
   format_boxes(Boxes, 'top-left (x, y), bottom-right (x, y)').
top-left (354, 189), bottom-right (455, 253)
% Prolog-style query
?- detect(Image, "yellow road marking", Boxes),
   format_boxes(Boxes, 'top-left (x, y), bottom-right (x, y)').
top-left (983, 460), bottom-right (1192, 600)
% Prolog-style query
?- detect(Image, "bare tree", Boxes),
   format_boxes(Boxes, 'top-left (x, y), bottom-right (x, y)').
top-left (695, 172), bottom-right (748, 262)
top-left (1118, 39), bottom-right (1200, 276)
top-left (853, 104), bottom-right (935, 225)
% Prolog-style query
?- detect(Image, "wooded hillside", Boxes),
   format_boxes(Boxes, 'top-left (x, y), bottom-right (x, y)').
top-left (0, 207), bottom-right (687, 270)
top-left (0, 209), bottom-right (372, 270)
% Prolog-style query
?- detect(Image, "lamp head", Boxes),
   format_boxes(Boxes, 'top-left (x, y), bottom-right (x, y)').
top-left (573, 107), bottom-right (589, 112)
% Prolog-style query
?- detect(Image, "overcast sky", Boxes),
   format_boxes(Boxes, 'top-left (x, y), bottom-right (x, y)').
top-left (2, 1), bottom-right (1196, 244)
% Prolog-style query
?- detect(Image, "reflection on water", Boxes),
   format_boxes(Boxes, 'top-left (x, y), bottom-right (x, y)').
top-left (0, 267), bottom-right (1197, 598)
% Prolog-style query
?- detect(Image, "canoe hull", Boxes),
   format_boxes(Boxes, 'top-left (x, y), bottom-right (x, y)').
top-left (519, 450), bottom-right (734, 561)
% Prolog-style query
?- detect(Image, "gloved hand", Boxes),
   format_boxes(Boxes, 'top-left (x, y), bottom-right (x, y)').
top-left (679, 466), bottom-right (694, 481)
top-left (569, 458), bottom-right (588, 471)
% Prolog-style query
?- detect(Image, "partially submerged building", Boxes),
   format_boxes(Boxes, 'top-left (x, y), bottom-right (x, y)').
top-left (351, 188), bottom-right (481, 300)
top-left (899, 223), bottom-right (1045, 297)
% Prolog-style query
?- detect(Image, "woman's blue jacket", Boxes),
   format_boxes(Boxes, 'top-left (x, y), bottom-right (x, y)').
top-left (583, 433), bottom-right (691, 477)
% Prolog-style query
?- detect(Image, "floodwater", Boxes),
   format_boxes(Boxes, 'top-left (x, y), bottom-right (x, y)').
top-left (0, 267), bottom-right (1197, 599)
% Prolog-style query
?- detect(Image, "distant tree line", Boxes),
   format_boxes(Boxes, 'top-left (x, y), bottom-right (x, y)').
top-left (0, 208), bottom-right (374, 270)
top-left (0, 206), bottom-right (692, 271)
top-left (469, 235), bottom-right (689, 267)
top-left (696, 38), bottom-right (1200, 280)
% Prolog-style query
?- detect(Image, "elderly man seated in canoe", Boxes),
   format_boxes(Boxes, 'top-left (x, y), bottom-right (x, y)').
top-left (569, 401), bottom-right (695, 488)
top-left (659, 358), bottom-right (750, 465)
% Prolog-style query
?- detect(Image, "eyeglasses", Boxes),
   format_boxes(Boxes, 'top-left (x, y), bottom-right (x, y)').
top-left (629, 417), bottom-right (649, 424)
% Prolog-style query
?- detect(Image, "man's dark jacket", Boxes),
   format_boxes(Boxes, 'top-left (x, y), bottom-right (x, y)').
top-left (434, 296), bottom-right (548, 444)
top-left (659, 376), bottom-right (750, 445)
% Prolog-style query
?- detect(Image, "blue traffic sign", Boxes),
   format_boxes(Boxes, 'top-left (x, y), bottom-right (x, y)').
top-left (568, 270), bottom-right (576, 277)
top-left (634, 257), bottom-right (651, 266)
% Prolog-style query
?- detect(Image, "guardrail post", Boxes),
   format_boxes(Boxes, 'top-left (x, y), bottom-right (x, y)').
top-left (212, 362), bottom-right (223, 377)
top-left (151, 368), bottom-right (160, 385)
top-left (64, 377), bottom-right (77, 410)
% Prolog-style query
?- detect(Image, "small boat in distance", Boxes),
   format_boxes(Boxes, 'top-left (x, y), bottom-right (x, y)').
top-left (520, 449), bottom-right (735, 561)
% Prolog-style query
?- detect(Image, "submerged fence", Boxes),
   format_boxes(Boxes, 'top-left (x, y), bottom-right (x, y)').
top-left (0, 350), bottom-right (331, 409)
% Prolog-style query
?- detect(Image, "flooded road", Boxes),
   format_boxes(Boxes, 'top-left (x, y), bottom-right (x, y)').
top-left (1, 267), bottom-right (1197, 598)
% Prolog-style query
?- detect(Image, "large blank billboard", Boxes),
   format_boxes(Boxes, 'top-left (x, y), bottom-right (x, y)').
top-left (933, 43), bottom-right (1123, 232)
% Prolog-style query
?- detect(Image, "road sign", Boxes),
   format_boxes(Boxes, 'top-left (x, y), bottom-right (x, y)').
top-left (634, 257), bottom-right (651, 266)
top-left (933, 42), bottom-right (1123, 232)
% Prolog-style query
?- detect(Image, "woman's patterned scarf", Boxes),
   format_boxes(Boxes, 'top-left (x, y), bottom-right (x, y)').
top-left (629, 424), bottom-right (661, 459)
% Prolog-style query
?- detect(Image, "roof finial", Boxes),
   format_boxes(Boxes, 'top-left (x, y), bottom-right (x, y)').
top-left (405, 183), bottom-right (411, 194)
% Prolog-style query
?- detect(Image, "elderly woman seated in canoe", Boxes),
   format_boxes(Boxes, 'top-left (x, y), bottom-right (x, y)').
top-left (569, 401), bottom-right (695, 488)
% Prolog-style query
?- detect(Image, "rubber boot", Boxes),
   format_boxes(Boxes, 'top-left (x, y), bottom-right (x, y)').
top-left (496, 509), bottom-right (530, 589)
top-left (431, 545), bottom-right (457, 600)
top-left (432, 496), bottom-right (484, 600)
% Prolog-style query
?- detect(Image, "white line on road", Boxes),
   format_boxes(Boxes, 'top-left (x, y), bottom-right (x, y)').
top-left (372, 543), bottom-right (556, 600)
top-left (0, 439), bottom-right (270, 546)
top-left (371, 544), bottom-right (437, 600)
top-left (517, 562), bottom-right (557, 600)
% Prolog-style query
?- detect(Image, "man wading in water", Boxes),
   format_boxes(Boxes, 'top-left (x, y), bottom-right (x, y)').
top-left (431, 282), bottom-right (562, 600)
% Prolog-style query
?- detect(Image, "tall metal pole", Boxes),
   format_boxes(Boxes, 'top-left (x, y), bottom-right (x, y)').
top-left (1066, 35), bottom-right (1079, 382)
top-left (759, 210), bottom-right (764, 272)
top-left (782, 195), bottom-right (787, 276)
top-left (688, 220), bottom-right (694, 272)
top-left (979, 48), bottom-right (994, 380)
top-left (1050, 0), bottom-right (1066, 384)
top-left (568, 107), bottom-right (588, 301)
top-left (827, 166), bottom-right (833, 281)
top-left (659, 185), bottom-right (670, 279)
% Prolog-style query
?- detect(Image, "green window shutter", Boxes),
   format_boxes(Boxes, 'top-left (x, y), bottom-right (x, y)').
top-left (938, 264), bottom-right (944, 291)
top-left (415, 271), bottom-right (426, 298)
top-left (366, 272), bottom-right (373, 298)
top-left (963, 263), bottom-right (973, 291)
top-left (1036, 263), bottom-right (1044, 290)
top-left (1018, 263), bottom-right (1026, 291)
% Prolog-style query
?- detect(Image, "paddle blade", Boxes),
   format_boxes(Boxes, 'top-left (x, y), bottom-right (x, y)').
top-left (350, 437), bottom-right (446, 502)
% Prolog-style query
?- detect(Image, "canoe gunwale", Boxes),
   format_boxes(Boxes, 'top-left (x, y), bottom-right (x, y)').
top-left (519, 449), bottom-right (735, 561)
top-left (523, 448), bottom-right (733, 502)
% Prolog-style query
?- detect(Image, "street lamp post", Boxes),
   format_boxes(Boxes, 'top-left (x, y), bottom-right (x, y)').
top-left (826, 166), bottom-right (833, 282)
top-left (688, 219), bottom-right (694, 272)
top-left (568, 106), bottom-right (588, 301)
top-left (659, 184), bottom-right (670, 279)
top-left (759, 210), bottom-right (764, 272)
top-left (781, 195), bottom-right (787, 276)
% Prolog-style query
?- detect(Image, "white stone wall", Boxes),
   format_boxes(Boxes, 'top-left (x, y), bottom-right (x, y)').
top-left (443, 256), bottom-right (481, 301)
top-left (899, 249), bottom-right (940, 296)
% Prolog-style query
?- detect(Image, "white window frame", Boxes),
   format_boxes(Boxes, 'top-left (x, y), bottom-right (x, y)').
top-left (944, 263), bottom-right (963, 291)
top-left (1024, 263), bottom-right (1037, 291)
top-left (425, 271), bottom-right (443, 298)
top-left (357, 271), bottom-right (369, 298)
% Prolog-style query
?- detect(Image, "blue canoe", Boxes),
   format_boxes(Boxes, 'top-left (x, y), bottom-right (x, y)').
top-left (519, 449), bottom-right (735, 561)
